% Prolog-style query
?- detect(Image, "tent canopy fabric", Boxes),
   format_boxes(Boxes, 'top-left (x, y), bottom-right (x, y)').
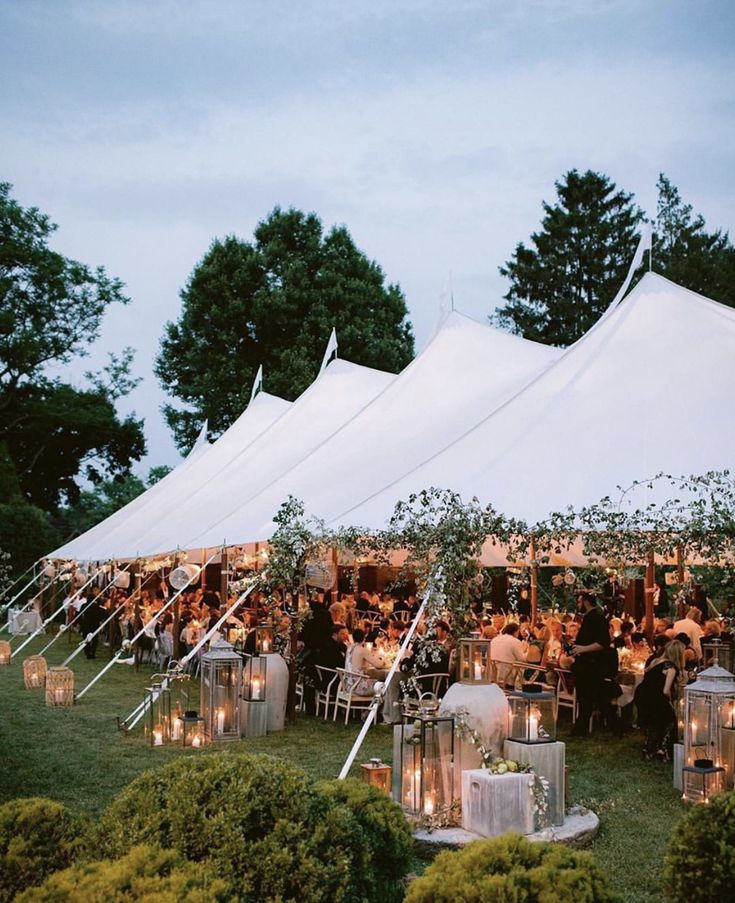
top-left (334, 273), bottom-right (735, 530)
top-left (51, 390), bottom-right (292, 560)
top-left (180, 311), bottom-right (560, 548)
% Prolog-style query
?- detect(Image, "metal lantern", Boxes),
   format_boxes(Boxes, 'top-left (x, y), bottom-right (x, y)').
top-left (684, 664), bottom-right (735, 784)
top-left (682, 759), bottom-right (725, 804)
top-left (392, 711), bottom-right (455, 818)
top-left (255, 624), bottom-right (274, 654)
top-left (720, 697), bottom-right (735, 790)
top-left (168, 670), bottom-right (192, 743)
top-left (0, 640), bottom-right (11, 666)
top-left (145, 676), bottom-right (171, 747)
top-left (457, 638), bottom-right (493, 684)
top-left (179, 710), bottom-right (206, 748)
top-left (701, 640), bottom-right (734, 675)
top-left (243, 654), bottom-right (267, 701)
top-left (45, 666), bottom-right (74, 706)
top-left (360, 758), bottom-right (392, 794)
top-left (507, 686), bottom-right (557, 744)
top-left (200, 640), bottom-right (242, 741)
top-left (23, 655), bottom-right (47, 689)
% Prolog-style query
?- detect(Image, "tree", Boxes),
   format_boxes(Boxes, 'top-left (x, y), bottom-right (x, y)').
top-left (654, 174), bottom-right (735, 306)
top-left (156, 207), bottom-right (414, 450)
top-left (493, 170), bottom-right (645, 345)
top-left (0, 184), bottom-right (146, 510)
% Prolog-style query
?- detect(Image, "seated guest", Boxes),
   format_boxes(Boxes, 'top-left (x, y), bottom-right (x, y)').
top-left (673, 607), bottom-right (704, 660)
top-left (392, 596), bottom-right (409, 614)
top-left (490, 623), bottom-right (527, 685)
top-left (317, 623), bottom-right (349, 672)
top-left (613, 621), bottom-right (635, 649)
top-left (346, 628), bottom-right (386, 694)
top-left (355, 591), bottom-right (374, 613)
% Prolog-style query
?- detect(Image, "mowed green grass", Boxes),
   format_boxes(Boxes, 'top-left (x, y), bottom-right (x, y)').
top-left (0, 636), bottom-right (685, 902)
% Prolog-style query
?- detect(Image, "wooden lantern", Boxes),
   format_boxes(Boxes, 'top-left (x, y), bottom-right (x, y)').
top-left (457, 638), bottom-right (492, 684)
top-left (0, 640), bottom-right (11, 666)
top-left (46, 666), bottom-right (74, 706)
top-left (360, 758), bottom-right (392, 794)
top-left (23, 655), bottom-right (47, 689)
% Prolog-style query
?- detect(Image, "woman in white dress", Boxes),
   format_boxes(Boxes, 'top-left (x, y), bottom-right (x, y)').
top-left (346, 628), bottom-right (387, 695)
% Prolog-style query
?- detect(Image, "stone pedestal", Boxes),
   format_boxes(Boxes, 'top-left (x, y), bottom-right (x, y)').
top-left (461, 769), bottom-right (535, 837)
top-left (264, 653), bottom-right (288, 732)
top-left (505, 739), bottom-right (565, 827)
top-left (241, 699), bottom-right (267, 738)
top-left (673, 742), bottom-right (684, 792)
top-left (440, 682), bottom-right (508, 782)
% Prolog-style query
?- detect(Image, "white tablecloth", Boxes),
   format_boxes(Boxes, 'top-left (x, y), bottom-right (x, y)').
top-left (7, 609), bottom-right (42, 635)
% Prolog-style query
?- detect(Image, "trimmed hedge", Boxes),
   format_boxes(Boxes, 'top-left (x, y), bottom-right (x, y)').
top-left (664, 790), bottom-right (735, 902)
top-left (13, 844), bottom-right (231, 902)
top-left (405, 833), bottom-right (613, 903)
top-left (95, 752), bottom-right (410, 903)
top-left (0, 797), bottom-right (85, 903)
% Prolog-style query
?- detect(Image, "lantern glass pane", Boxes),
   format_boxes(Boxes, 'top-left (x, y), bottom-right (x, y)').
top-left (397, 714), bottom-right (454, 816)
top-left (683, 766), bottom-right (724, 803)
top-left (458, 639), bottom-right (492, 684)
top-left (256, 626), bottom-right (274, 654)
top-left (508, 691), bottom-right (557, 743)
top-left (243, 655), bottom-right (267, 701)
top-left (687, 694), bottom-right (712, 758)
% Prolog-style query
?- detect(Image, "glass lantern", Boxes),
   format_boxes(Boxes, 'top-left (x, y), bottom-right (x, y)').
top-left (144, 676), bottom-right (171, 747)
top-left (255, 624), bottom-right (274, 654)
top-left (457, 638), bottom-right (492, 684)
top-left (682, 759), bottom-right (725, 804)
top-left (360, 758), bottom-right (392, 794)
top-left (684, 664), bottom-right (735, 782)
top-left (242, 654), bottom-right (267, 701)
top-left (507, 686), bottom-right (557, 743)
top-left (393, 712), bottom-right (455, 818)
top-left (701, 640), bottom-right (734, 675)
top-left (168, 669), bottom-right (192, 743)
top-left (200, 640), bottom-right (242, 741)
top-left (179, 711), bottom-right (206, 749)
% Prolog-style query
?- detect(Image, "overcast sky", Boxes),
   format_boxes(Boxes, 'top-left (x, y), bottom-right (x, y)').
top-left (2, 0), bottom-right (733, 472)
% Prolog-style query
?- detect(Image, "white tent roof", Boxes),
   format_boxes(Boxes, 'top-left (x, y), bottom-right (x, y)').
top-left (181, 311), bottom-right (560, 547)
top-left (52, 390), bottom-right (291, 560)
top-left (334, 273), bottom-right (735, 529)
top-left (68, 358), bottom-right (395, 559)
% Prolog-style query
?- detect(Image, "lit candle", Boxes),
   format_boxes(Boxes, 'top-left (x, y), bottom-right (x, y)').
top-left (216, 707), bottom-right (225, 735)
top-left (528, 710), bottom-right (539, 742)
top-left (191, 733), bottom-right (202, 748)
top-left (424, 792), bottom-right (435, 817)
top-left (31, 674), bottom-right (39, 688)
top-left (171, 718), bottom-right (181, 741)
top-left (252, 675), bottom-right (261, 700)
top-left (729, 703), bottom-right (735, 730)
top-left (690, 721), bottom-right (698, 746)
top-left (153, 729), bottom-right (163, 747)
top-left (262, 639), bottom-right (270, 653)
top-left (474, 656), bottom-right (482, 681)
top-left (55, 688), bottom-right (64, 704)
top-left (412, 768), bottom-right (421, 805)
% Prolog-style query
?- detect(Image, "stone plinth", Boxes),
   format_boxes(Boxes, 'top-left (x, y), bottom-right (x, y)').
top-left (461, 769), bottom-right (535, 838)
top-left (505, 739), bottom-right (565, 827)
top-left (241, 699), bottom-right (267, 738)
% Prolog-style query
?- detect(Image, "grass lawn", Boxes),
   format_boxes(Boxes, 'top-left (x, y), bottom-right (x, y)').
top-left (0, 636), bottom-right (685, 902)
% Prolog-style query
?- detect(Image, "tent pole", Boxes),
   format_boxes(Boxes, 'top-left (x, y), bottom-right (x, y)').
top-left (530, 538), bottom-right (538, 625)
top-left (644, 550), bottom-right (655, 642)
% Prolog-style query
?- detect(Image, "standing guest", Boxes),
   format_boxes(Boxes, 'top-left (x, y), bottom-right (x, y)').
top-left (80, 593), bottom-right (107, 659)
top-left (635, 640), bottom-right (685, 760)
top-left (318, 623), bottom-right (349, 671)
top-left (673, 607), bottom-right (704, 660)
top-left (570, 592), bottom-right (620, 736)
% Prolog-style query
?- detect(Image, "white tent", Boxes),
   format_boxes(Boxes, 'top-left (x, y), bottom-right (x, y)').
top-left (63, 359), bottom-right (395, 560)
top-left (179, 311), bottom-right (560, 547)
top-left (51, 390), bottom-right (291, 560)
top-left (333, 273), bottom-right (735, 529)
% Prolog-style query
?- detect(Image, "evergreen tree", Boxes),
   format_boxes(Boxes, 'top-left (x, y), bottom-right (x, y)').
top-left (156, 207), bottom-right (415, 450)
top-left (654, 174), bottom-right (735, 306)
top-left (493, 170), bottom-right (645, 345)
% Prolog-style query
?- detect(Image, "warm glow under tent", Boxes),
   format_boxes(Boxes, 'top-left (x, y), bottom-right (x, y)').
top-left (172, 311), bottom-right (561, 549)
top-left (331, 273), bottom-right (735, 530)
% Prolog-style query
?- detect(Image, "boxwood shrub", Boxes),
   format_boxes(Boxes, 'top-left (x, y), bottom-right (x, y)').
top-left (95, 752), bottom-right (410, 903)
top-left (13, 844), bottom-right (231, 902)
top-left (405, 833), bottom-right (612, 903)
top-left (664, 790), bottom-right (735, 902)
top-left (0, 797), bottom-right (85, 903)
